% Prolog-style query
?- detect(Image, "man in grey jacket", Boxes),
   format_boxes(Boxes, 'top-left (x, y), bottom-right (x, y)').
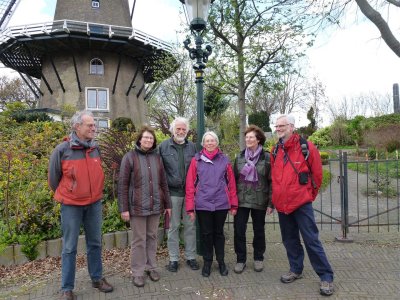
top-left (159, 117), bottom-right (199, 272)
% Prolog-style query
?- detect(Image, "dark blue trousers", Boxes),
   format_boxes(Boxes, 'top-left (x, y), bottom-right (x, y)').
top-left (278, 203), bottom-right (334, 282)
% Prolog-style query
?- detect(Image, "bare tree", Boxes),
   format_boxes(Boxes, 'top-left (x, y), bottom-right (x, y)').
top-left (0, 75), bottom-right (37, 111)
top-left (147, 51), bottom-right (196, 132)
top-left (358, 91), bottom-right (393, 116)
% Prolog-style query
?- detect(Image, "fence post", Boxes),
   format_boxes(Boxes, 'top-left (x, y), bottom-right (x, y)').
top-left (336, 151), bottom-right (353, 242)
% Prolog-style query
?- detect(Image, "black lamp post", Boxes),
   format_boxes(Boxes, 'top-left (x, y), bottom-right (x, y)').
top-left (179, 0), bottom-right (214, 148)
top-left (179, 0), bottom-right (214, 257)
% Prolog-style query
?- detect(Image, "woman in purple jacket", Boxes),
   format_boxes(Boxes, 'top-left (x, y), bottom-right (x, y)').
top-left (185, 131), bottom-right (238, 277)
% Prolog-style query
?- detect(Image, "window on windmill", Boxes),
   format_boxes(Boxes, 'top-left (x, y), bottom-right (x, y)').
top-left (95, 118), bottom-right (109, 129)
top-left (90, 58), bottom-right (104, 75)
top-left (86, 88), bottom-right (109, 111)
top-left (92, 0), bottom-right (100, 8)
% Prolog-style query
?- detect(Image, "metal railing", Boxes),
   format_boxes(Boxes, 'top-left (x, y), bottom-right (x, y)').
top-left (0, 19), bottom-right (173, 52)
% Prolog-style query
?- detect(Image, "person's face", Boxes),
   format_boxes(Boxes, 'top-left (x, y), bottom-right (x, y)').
top-left (275, 117), bottom-right (294, 142)
top-left (245, 131), bottom-right (259, 151)
top-left (140, 131), bottom-right (155, 151)
top-left (75, 115), bottom-right (96, 141)
top-left (203, 134), bottom-right (218, 152)
top-left (173, 121), bottom-right (188, 143)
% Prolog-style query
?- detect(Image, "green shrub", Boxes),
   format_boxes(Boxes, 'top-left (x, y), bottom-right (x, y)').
top-left (309, 127), bottom-right (332, 148)
top-left (111, 117), bottom-right (135, 132)
top-left (385, 140), bottom-right (400, 153)
top-left (11, 111), bottom-right (53, 123)
top-left (102, 200), bottom-right (127, 233)
top-left (321, 169), bottom-right (332, 191)
top-left (319, 151), bottom-right (329, 165)
top-left (18, 234), bottom-right (41, 261)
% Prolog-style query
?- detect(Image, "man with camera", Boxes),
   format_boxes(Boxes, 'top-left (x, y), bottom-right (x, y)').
top-left (270, 114), bottom-right (334, 297)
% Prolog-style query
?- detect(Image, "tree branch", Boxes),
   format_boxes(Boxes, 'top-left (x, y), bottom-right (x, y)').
top-left (355, 0), bottom-right (400, 57)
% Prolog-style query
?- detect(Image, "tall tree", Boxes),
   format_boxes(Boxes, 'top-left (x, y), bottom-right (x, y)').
top-left (207, 0), bottom-right (321, 148)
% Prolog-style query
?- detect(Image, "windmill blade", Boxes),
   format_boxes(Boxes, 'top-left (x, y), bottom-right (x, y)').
top-left (130, 0), bottom-right (136, 21)
top-left (0, 0), bottom-right (21, 31)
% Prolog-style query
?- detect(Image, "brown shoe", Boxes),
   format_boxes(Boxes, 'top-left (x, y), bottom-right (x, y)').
top-left (60, 291), bottom-right (76, 300)
top-left (146, 270), bottom-right (160, 282)
top-left (132, 276), bottom-right (145, 287)
top-left (92, 277), bottom-right (114, 293)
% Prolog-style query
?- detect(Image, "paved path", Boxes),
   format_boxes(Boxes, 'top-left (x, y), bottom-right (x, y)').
top-left (1, 226), bottom-right (399, 300)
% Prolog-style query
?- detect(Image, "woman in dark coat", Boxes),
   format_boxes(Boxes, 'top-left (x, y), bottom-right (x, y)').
top-left (233, 125), bottom-right (273, 274)
top-left (118, 126), bottom-right (171, 287)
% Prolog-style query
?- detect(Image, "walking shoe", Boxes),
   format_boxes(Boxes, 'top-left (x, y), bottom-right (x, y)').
top-left (166, 261), bottom-right (178, 272)
top-left (218, 262), bottom-right (228, 276)
top-left (146, 270), bottom-right (160, 282)
top-left (201, 262), bottom-right (211, 277)
top-left (186, 259), bottom-right (200, 270)
top-left (320, 281), bottom-right (334, 296)
top-left (234, 262), bottom-right (246, 274)
top-left (132, 276), bottom-right (145, 287)
top-left (60, 291), bottom-right (76, 300)
top-left (254, 260), bottom-right (264, 272)
top-left (92, 277), bottom-right (113, 293)
top-left (280, 271), bottom-right (303, 283)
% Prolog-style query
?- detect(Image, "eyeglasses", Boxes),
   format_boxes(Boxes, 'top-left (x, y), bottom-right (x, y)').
top-left (142, 136), bottom-right (154, 140)
top-left (274, 124), bottom-right (290, 129)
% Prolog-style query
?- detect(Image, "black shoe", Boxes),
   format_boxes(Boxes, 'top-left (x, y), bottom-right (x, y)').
top-left (186, 259), bottom-right (200, 270)
top-left (219, 262), bottom-right (228, 276)
top-left (166, 261), bottom-right (178, 272)
top-left (201, 262), bottom-right (211, 277)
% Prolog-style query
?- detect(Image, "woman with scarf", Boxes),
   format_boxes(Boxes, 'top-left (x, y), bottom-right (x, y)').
top-left (233, 125), bottom-right (273, 274)
top-left (185, 131), bottom-right (238, 277)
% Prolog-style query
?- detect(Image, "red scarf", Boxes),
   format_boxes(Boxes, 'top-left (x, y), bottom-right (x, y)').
top-left (202, 148), bottom-right (219, 160)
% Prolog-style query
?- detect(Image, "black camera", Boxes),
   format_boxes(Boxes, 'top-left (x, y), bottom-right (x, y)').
top-left (298, 172), bottom-right (309, 185)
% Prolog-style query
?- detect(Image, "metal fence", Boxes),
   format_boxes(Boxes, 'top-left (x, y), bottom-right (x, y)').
top-left (228, 151), bottom-right (400, 237)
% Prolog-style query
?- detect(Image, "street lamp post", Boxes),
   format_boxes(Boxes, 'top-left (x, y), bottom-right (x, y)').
top-left (179, 0), bottom-right (214, 149)
top-left (179, 0), bottom-right (214, 257)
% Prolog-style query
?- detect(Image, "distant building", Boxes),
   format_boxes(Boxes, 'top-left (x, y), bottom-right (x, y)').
top-left (0, 0), bottom-right (176, 128)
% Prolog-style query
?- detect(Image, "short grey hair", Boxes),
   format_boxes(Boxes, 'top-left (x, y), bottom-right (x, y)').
top-left (276, 114), bottom-right (295, 126)
top-left (169, 117), bottom-right (190, 134)
top-left (71, 110), bottom-right (94, 131)
top-left (201, 131), bottom-right (219, 147)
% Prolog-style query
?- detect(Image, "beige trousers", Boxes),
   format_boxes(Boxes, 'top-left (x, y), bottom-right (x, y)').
top-left (130, 214), bottom-right (160, 277)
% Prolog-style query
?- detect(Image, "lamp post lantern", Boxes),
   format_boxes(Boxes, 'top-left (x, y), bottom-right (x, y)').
top-left (180, 0), bottom-right (214, 148)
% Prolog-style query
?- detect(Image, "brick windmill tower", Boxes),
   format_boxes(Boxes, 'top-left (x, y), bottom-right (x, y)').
top-left (0, 0), bottom-right (175, 128)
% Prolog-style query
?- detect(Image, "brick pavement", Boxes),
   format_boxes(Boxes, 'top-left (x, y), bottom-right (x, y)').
top-left (1, 225), bottom-right (399, 300)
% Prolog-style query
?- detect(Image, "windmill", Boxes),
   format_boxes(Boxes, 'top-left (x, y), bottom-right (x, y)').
top-left (0, 0), bottom-right (176, 128)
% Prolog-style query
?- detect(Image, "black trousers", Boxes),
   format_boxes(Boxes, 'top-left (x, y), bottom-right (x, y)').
top-left (234, 207), bottom-right (266, 263)
top-left (196, 210), bottom-right (228, 263)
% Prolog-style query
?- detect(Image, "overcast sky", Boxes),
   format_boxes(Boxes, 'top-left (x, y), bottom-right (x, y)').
top-left (3, 0), bottom-right (400, 125)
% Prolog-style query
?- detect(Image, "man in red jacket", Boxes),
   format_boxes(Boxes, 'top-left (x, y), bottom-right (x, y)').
top-left (49, 110), bottom-right (113, 300)
top-left (270, 114), bottom-right (334, 296)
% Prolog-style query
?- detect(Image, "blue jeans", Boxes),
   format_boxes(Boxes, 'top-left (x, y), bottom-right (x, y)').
top-left (278, 203), bottom-right (334, 282)
top-left (61, 200), bottom-right (103, 291)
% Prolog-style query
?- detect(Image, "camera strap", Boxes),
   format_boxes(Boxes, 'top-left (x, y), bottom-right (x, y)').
top-left (283, 148), bottom-right (317, 189)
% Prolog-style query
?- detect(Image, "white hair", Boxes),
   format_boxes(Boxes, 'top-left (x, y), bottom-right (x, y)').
top-left (169, 117), bottom-right (190, 134)
top-left (70, 110), bottom-right (93, 131)
top-left (276, 114), bottom-right (295, 126)
top-left (201, 131), bottom-right (219, 146)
